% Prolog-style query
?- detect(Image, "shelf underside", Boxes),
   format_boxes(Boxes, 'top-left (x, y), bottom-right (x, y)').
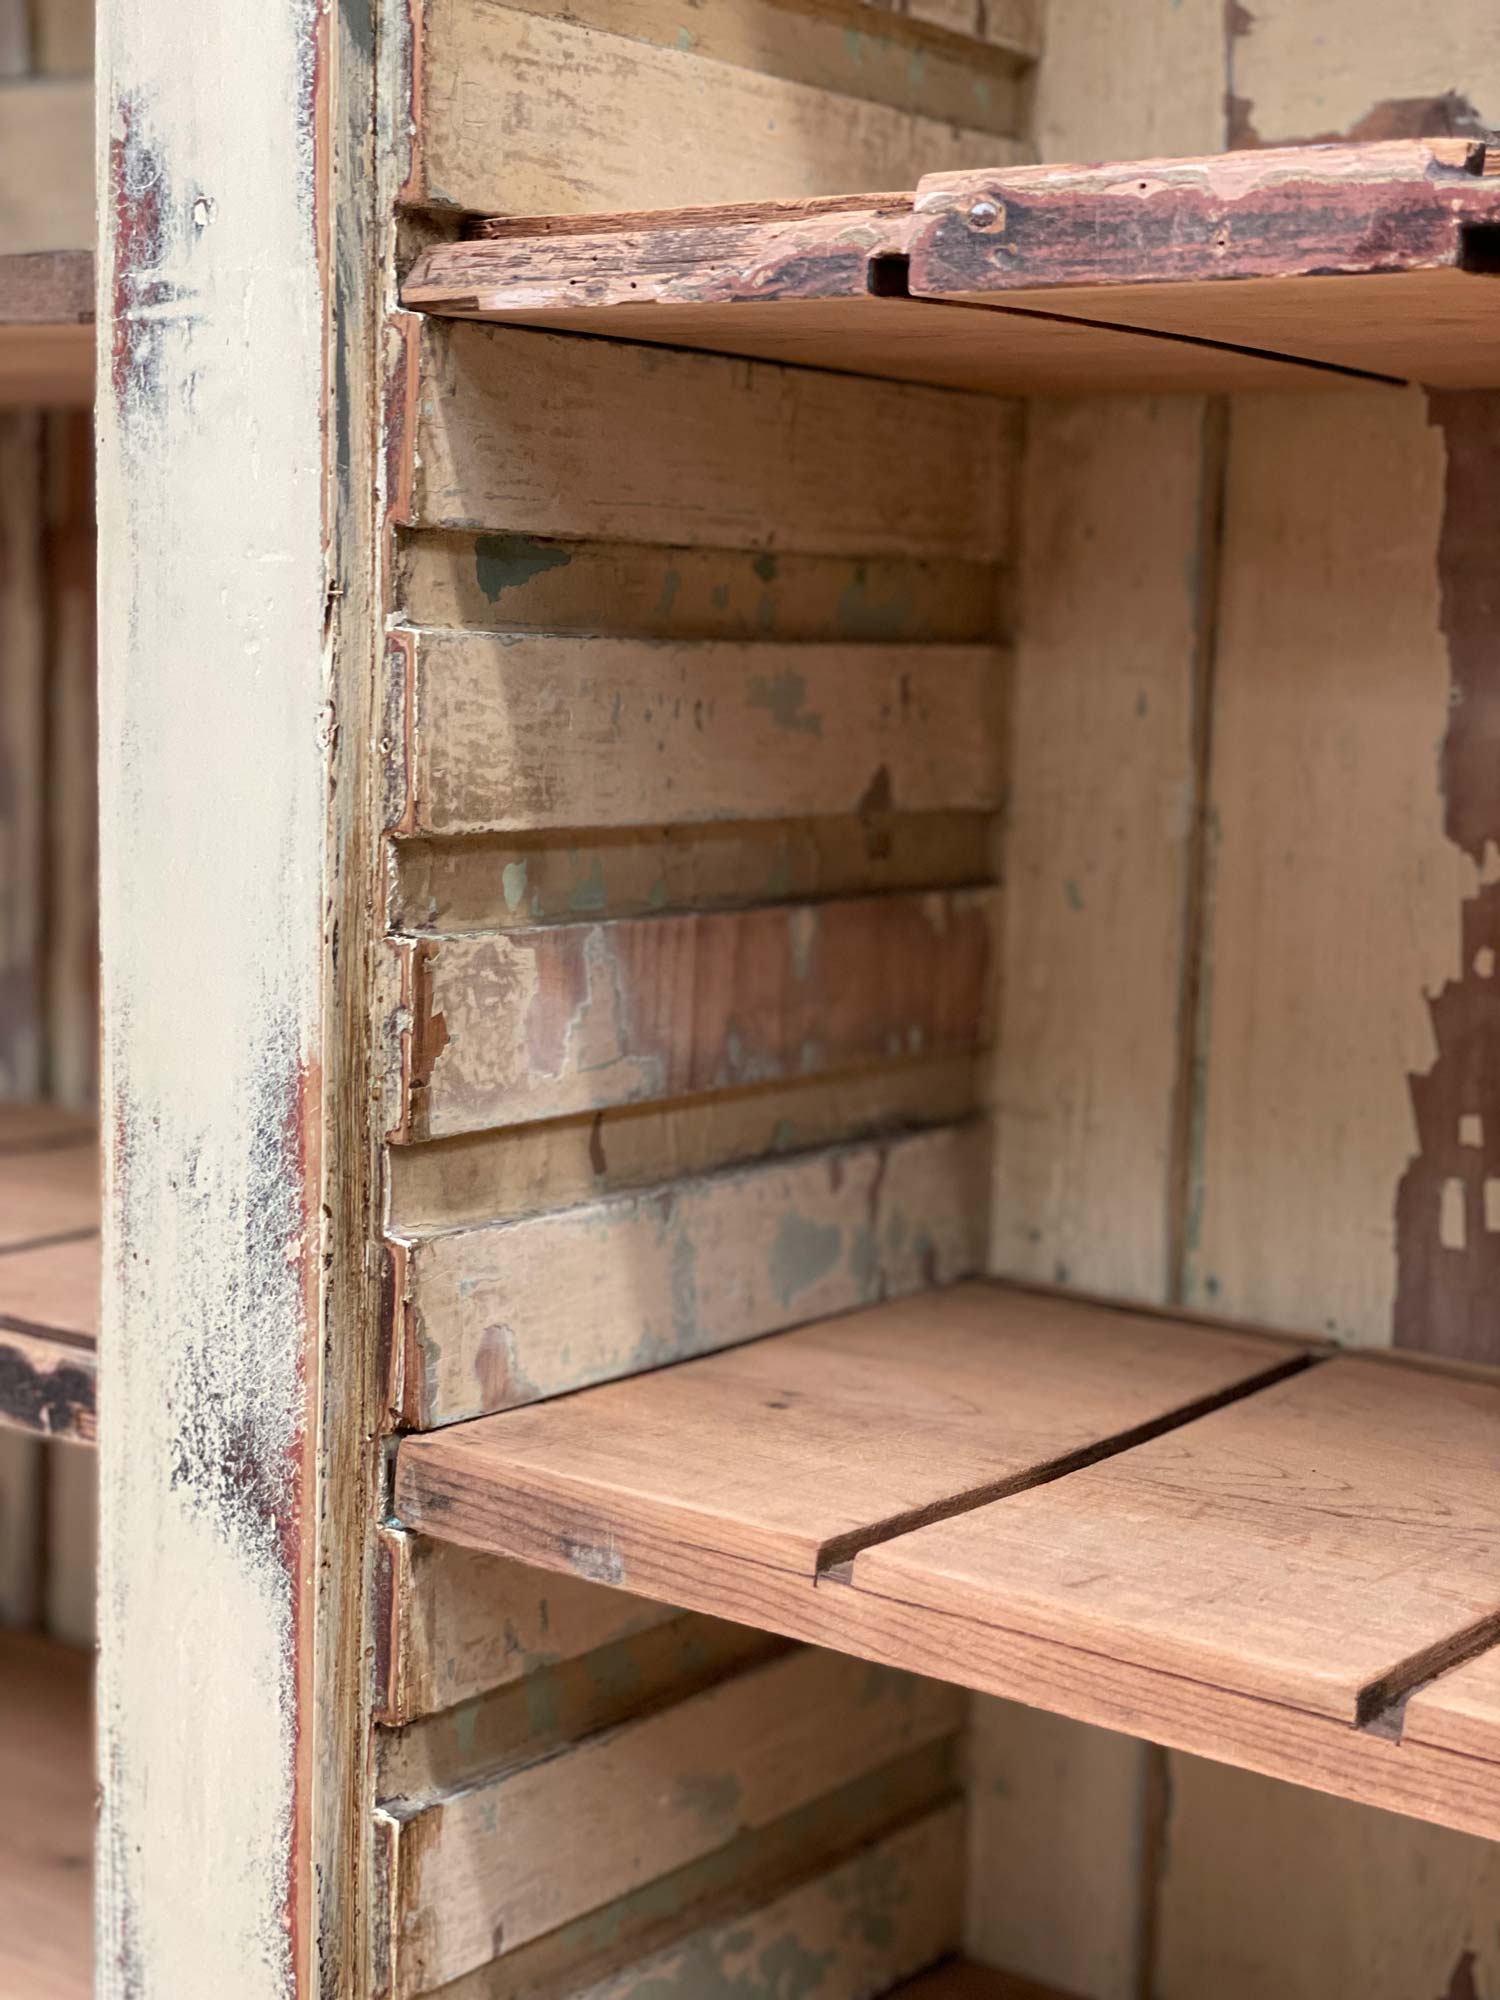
top-left (396, 1280), bottom-right (1500, 1842)
top-left (0, 1103), bottom-right (99, 1442)
top-left (404, 138), bottom-right (1500, 395)
top-left (0, 251), bottom-right (94, 407)
top-left (0, 1630), bottom-right (92, 1999)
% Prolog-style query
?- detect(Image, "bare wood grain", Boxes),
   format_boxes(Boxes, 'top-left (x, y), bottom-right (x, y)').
top-left (389, 890), bottom-right (994, 1142)
top-left (1404, 1646), bottom-right (1500, 1765)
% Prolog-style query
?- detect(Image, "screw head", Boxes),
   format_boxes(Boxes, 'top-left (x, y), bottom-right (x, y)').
top-left (967, 196), bottom-right (1006, 232)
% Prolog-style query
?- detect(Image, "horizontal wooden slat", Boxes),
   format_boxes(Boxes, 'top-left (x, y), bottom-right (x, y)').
top-left (396, 1280), bottom-right (1303, 1582)
top-left (394, 1290), bottom-right (1500, 1840)
top-left (396, 529), bottom-right (1006, 645)
top-left (566, 1805), bottom-right (965, 2000)
top-left (0, 1133), bottom-right (98, 1248)
top-left (0, 1631), bottom-right (92, 2000)
top-left (387, 1055), bottom-right (979, 1233)
top-left (1404, 1646), bottom-right (1500, 1767)
top-left (407, 0), bottom-right (1022, 216)
top-left (393, 1121), bottom-right (986, 1426)
top-left (417, 1738), bottom-right (959, 2000)
top-left (375, 1527), bottom-right (675, 1722)
top-left (386, 1643), bottom-right (963, 1992)
top-left (391, 817), bottom-right (990, 936)
top-left (404, 321), bottom-right (1018, 562)
top-left (392, 632), bottom-right (1005, 836)
top-left (388, 889), bottom-right (993, 1142)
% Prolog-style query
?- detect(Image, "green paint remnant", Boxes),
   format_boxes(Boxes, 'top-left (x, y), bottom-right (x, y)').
top-left (906, 46), bottom-right (927, 86)
top-left (501, 859), bottom-right (528, 914)
top-left (676, 23), bottom-right (694, 49)
top-left (836, 569), bottom-right (919, 642)
top-left (850, 1223), bottom-right (880, 1295)
top-left (474, 532), bottom-right (572, 602)
top-left (752, 549), bottom-right (779, 582)
top-left (568, 855), bottom-right (609, 914)
top-left (451, 1699), bottom-right (482, 1762)
top-left (657, 565), bottom-right (683, 618)
top-left (972, 74), bottom-right (992, 110)
top-left (1065, 878), bottom-right (1085, 911)
top-left (583, 1640), bottom-right (645, 1702)
top-left (842, 24), bottom-right (867, 63)
top-left (711, 581), bottom-right (730, 611)
top-left (748, 668), bottom-right (822, 736)
top-left (523, 1667), bottom-right (562, 1739)
top-left (669, 1224), bottom-right (701, 1348)
top-left (771, 1118), bottom-right (797, 1152)
top-left (646, 874), bottom-right (668, 910)
top-left (674, 1768), bottom-right (741, 1832)
top-left (770, 1211), bottom-right (842, 1306)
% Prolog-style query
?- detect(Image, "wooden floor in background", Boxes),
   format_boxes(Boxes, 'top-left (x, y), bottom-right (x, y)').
top-left (0, 1629), bottom-right (92, 1998)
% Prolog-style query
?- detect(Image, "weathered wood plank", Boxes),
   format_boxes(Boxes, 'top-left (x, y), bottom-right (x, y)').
top-left (387, 1055), bottom-right (979, 1233)
top-left (393, 631), bottom-right (1005, 836)
top-left (1183, 391), bottom-right (1469, 1342)
top-left (405, 320), bottom-right (1017, 563)
top-left (396, 530), bottom-right (1006, 646)
top-left (386, 1643), bottom-right (963, 1992)
top-left (408, 0), bottom-right (1021, 215)
top-left (375, 1526), bottom-right (675, 1723)
top-left (389, 889), bottom-right (993, 1142)
top-left (391, 818), bottom-right (990, 935)
top-left (395, 1121), bottom-right (986, 1425)
top-left (564, 1806), bottom-right (965, 2000)
top-left (34, 0), bottom-right (93, 74)
top-left (396, 1281), bottom-right (1302, 1581)
top-left (0, 412), bottom-right (44, 1097)
top-left (415, 1739), bottom-right (959, 2000)
top-left (988, 396), bottom-right (1213, 1305)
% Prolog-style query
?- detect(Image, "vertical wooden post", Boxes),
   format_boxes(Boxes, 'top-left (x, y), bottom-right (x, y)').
top-left (96, 0), bottom-right (382, 1990)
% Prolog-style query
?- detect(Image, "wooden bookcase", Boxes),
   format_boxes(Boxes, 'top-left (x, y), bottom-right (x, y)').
top-left (5, 1), bottom-right (1500, 1997)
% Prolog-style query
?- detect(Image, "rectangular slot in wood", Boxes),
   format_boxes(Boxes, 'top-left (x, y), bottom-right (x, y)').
top-left (401, 138), bottom-right (1500, 394)
top-left (394, 1281), bottom-right (1500, 1840)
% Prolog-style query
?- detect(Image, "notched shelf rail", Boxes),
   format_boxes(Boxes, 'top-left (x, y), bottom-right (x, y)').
top-left (402, 138), bottom-right (1500, 395)
top-left (395, 1279), bottom-right (1500, 1843)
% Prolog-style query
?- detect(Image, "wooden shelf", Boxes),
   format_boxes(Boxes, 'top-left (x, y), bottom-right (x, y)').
top-left (395, 1280), bottom-right (1500, 1843)
top-left (0, 1104), bottom-right (99, 1443)
top-left (0, 250), bottom-right (93, 408)
top-left (403, 138), bottom-right (1500, 396)
top-left (0, 1630), bottom-right (92, 1999)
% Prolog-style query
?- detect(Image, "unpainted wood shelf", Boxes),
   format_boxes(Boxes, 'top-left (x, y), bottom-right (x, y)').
top-left (0, 1103), bottom-right (99, 1442)
top-left (403, 138), bottom-right (1500, 396)
top-left (0, 1629), bottom-right (93, 1999)
top-left (0, 250), bottom-right (94, 408)
top-left (395, 1280), bottom-right (1500, 1843)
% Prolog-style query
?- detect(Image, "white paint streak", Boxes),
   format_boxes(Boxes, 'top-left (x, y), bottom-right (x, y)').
top-left (96, 1), bottom-right (328, 1992)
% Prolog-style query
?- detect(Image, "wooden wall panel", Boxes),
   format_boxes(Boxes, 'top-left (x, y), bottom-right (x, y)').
top-left (396, 1122), bottom-right (986, 1425)
top-left (389, 891), bottom-right (993, 1141)
top-left (385, 1645), bottom-right (961, 1993)
top-left (1152, 1757), bottom-right (1500, 2000)
top-left (406, 321), bottom-right (1017, 563)
top-left (398, 632), bottom-right (1003, 836)
top-left (407, 0), bottom-right (1026, 216)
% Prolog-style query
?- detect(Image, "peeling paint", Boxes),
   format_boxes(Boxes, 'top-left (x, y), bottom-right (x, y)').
top-left (473, 531), bottom-right (572, 603)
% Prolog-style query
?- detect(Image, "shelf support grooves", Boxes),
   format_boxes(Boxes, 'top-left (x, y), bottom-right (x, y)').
top-left (814, 1348), bottom-right (1324, 1577)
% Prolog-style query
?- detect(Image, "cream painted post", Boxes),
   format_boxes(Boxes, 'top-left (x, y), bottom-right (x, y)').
top-left (96, 0), bottom-right (382, 1992)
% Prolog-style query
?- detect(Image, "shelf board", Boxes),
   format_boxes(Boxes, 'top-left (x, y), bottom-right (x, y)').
top-left (0, 1630), bottom-right (92, 1999)
top-left (0, 1104), bottom-right (98, 1443)
top-left (1404, 1640), bottom-right (1500, 1766)
top-left (403, 139), bottom-right (1500, 396)
top-left (0, 250), bottom-right (94, 408)
top-left (395, 1281), bottom-right (1500, 1842)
